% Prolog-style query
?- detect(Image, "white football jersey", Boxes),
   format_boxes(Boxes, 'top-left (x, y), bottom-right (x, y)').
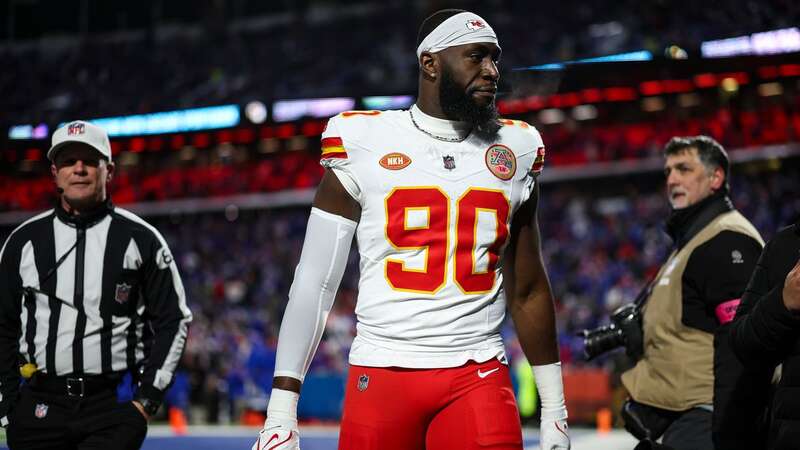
top-left (320, 108), bottom-right (545, 368)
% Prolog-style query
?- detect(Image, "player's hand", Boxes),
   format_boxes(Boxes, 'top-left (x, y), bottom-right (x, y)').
top-left (783, 257), bottom-right (800, 312)
top-left (131, 400), bottom-right (150, 421)
top-left (540, 417), bottom-right (570, 450)
top-left (251, 424), bottom-right (300, 450)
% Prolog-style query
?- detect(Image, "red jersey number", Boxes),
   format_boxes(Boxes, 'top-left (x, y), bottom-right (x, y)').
top-left (384, 187), bottom-right (510, 294)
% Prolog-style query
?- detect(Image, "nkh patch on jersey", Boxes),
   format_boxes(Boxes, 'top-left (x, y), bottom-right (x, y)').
top-left (319, 110), bottom-right (544, 369)
top-left (380, 152), bottom-right (412, 170)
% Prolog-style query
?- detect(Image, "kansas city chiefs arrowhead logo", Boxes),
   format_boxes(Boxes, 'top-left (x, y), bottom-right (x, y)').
top-left (466, 20), bottom-right (486, 31)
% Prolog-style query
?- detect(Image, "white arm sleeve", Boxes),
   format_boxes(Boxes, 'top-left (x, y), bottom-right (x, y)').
top-left (273, 207), bottom-right (357, 381)
top-left (532, 362), bottom-right (568, 420)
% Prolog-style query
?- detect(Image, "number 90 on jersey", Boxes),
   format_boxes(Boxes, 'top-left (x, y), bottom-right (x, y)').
top-left (384, 187), bottom-right (510, 295)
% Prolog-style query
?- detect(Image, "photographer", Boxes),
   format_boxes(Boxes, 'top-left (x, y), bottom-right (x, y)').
top-left (616, 137), bottom-right (763, 449)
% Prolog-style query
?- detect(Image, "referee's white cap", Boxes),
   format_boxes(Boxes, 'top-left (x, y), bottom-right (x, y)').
top-left (47, 120), bottom-right (112, 162)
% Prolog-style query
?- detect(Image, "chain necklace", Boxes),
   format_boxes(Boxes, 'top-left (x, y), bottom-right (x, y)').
top-left (409, 109), bottom-right (471, 143)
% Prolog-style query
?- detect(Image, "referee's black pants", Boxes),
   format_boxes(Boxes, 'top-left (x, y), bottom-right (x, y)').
top-left (6, 385), bottom-right (147, 450)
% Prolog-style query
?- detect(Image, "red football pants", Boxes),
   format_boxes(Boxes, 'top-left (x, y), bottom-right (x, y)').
top-left (337, 359), bottom-right (523, 450)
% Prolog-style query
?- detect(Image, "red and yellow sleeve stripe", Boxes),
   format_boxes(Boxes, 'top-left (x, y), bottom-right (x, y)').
top-left (531, 146), bottom-right (545, 173)
top-left (321, 137), bottom-right (347, 159)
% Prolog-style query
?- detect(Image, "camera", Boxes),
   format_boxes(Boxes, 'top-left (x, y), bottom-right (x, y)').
top-left (580, 303), bottom-right (643, 361)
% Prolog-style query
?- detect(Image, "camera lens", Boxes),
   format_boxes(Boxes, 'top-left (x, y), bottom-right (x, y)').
top-left (583, 326), bottom-right (625, 360)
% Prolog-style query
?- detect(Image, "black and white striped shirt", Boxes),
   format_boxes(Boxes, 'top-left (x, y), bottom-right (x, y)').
top-left (0, 201), bottom-right (191, 422)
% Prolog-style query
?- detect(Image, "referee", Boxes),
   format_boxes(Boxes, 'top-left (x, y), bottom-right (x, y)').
top-left (0, 121), bottom-right (192, 449)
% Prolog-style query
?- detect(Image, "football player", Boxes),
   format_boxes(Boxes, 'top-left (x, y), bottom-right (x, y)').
top-left (253, 9), bottom-right (569, 450)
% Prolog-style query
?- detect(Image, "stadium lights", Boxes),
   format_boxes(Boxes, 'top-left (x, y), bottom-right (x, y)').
top-left (720, 77), bottom-right (740, 93)
top-left (639, 80), bottom-right (694, 96)
top-left (701, 27), bottom-right (800, 58)
top-left (8, 105), bottom-right (240, 140)
top-left (362, 95), bottom-right (415, 110)
top-left (8, 123), bottom-right (48, 140)
top-left (603, 87), bottom-right (638, 102)
top-left (7, 106), bottom-right (241, 141)
top-left (245, 101), bottom-right (268, 124)
top-left (516, 50), bottom-right (653, 71)
top-left (694, 73), bottom-right (717, 88)
top-left (90, 105), bottom-right (240, 137)
top-left (665, 45), bottom-right (688, 59)
top-left (272, 97), bottom-right (356, 122)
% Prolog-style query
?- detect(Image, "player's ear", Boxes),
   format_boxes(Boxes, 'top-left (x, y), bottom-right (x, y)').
top-left (420, 52), bottom-right (438, 80)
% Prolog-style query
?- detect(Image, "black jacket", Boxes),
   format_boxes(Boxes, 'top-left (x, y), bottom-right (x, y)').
top-left (729, 222), bottom-right (800, 450)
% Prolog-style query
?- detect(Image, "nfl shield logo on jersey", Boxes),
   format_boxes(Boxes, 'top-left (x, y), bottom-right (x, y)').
top-left (443, 155), bottom-right (456, 170)
top-left (115, 282), bottom-right (132, 304)
top-left (357, 374), bottom-right (369, 392)
top-left (35, 403), bottom-right (48, 419)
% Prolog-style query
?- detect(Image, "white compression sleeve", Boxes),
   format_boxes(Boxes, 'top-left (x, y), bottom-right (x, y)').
top-left (273, 207), bottom-right (357, 381)
top-left (532, 362), bottom-right (568, 420)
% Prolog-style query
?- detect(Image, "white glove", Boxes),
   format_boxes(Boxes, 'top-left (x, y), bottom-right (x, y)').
top-left (540, 417), bottom-right (570, 450)
top-left (252, 425), bottom-right (300, 450)
top-left (252, 388), bottom-right (301, 450)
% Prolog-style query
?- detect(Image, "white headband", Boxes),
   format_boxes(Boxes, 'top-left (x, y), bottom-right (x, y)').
top-left (416, 12), bottom-right (500, 59)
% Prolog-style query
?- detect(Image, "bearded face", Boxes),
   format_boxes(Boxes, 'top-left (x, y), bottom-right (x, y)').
top-left (438, 63), bottom-right (500, 136)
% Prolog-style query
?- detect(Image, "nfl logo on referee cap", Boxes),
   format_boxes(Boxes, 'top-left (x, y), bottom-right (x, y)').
top-left (48, 120), bottom-right (113, 162)
top-left (35, 403), bottom-right (48, 419)
top-left (357, 374), bottom-right (369, 392)
top-left (67, 122), bottom-right (85, 136)
top-left (115, 282), bottom-right (132, 304)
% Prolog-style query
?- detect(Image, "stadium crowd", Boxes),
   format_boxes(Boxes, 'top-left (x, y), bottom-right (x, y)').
top-left (2, 0), bottom-right (799, 125)
top-left (2, 0), bottom-right (800, 428)
top-left (5, 162), bottom-right (790, 422)
top-left (2, 81), bottom-right (799, 213)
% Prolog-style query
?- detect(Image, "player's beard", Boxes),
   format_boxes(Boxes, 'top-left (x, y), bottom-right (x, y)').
top-left (439, 66), bottom-right (500, 138)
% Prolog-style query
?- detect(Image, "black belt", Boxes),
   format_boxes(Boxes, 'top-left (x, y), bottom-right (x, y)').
top-left (29, 373), bottom-right (121, 398)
